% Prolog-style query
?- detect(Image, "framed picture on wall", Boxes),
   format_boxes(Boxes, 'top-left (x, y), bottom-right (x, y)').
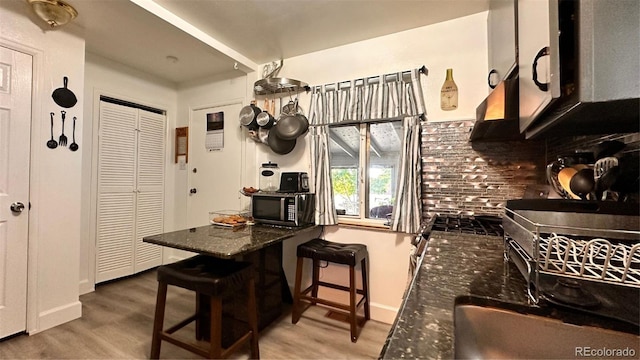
top-left (175, 126), bottom-right (188, 163)
top-left (205, 111), bottom-right (224, 151)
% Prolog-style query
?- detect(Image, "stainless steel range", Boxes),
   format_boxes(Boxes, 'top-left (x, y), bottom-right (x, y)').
top-left (431, 215), bottom-right (503, 237)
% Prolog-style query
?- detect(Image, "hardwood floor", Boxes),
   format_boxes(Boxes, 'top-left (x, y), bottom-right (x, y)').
top-left (0, 269), bottom-right (392, 359)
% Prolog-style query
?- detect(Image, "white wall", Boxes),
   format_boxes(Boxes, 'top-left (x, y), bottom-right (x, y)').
top-left (81, 53), bottom-right (178, 294)
top-left (1, 0), bottom-right (489, 332)
top-left (249, 12), bottom-right (490, 323)
top-left (0, 0), bottom-right (84, 333)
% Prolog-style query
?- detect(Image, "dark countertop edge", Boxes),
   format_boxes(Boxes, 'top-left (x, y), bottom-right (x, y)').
top-left (143, 224), bottom-right (321, 259)
top-left (143, 237), bottom-right (236, 259)
top-left (377, 222), bottom-right (433, 358)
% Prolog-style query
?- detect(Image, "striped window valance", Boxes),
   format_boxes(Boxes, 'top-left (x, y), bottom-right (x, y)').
top-left (308, 66), bottom-right (428, 127)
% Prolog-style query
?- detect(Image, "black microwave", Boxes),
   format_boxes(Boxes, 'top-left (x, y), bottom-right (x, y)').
top-left (251, 193), bottom-right (315, 227)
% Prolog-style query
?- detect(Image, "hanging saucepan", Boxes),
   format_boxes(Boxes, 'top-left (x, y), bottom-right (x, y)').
top-left (239, 102), bottom-right (261, 130)
top-left (256, 111), bottom-right (275, 129)
top-left (267, 129), bottom-right (296, 155)
top-left (281, 99), bottom-right (302, 116)
top-left (52, 76), bottom-right (77, 108)
top-left (273, 112), bottom-right (309, 140)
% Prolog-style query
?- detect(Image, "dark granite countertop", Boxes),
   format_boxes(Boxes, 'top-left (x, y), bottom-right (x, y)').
top-left (143, 224), bottom-right (320, 258)
top-left (379, 231), bottom-right (529, 359)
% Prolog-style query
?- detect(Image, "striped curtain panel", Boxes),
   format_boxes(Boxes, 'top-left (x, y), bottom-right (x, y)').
top-left (309, 87), bottom-right (338, 225)
top-left (308, 68), bottom-right (426, 229)
top-left (391, 115), bottom-right (423, 234)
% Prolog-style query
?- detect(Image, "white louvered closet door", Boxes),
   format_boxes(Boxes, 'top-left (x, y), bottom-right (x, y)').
top-left (134, 110), bottom-right (165, 273)
top-left (96, 102), bottom-right (165, 283)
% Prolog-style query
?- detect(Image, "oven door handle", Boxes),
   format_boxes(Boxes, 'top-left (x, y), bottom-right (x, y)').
top-left (280, 198), bottom-right (286, 221)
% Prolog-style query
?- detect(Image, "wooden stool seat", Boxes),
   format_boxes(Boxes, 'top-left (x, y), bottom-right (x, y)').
top-left (292, 239), bottom-right (370, 342)
top-left (150, 255), bottom-right (259, 359)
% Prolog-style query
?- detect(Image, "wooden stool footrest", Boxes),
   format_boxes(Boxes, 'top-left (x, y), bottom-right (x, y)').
top-left (164, 314), bottom-right (198, 334)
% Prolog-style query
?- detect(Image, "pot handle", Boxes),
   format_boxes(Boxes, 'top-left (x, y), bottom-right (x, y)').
top-left (532, 47), bottom-right (550, 92)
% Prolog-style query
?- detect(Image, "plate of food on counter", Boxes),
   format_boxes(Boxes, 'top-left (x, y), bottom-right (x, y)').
top-left (209, 211), bottom-right (253, 227)
top-left (240, 186), bottom-right (259, 196)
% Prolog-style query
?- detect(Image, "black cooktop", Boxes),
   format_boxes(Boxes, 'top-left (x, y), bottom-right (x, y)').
top-left (431, 215), bottom-right (503, 237)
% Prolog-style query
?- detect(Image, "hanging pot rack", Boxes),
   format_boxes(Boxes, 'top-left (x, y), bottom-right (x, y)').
top-left (254, 77), bottom-right (310, 95)
top-left (253, 59), bottom-right (310, 95)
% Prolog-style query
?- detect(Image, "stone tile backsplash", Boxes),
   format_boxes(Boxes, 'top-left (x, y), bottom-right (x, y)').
top-left (420, 120), bottom-right (545, 218)
top-left (420, 119), bottom-right (640, 219)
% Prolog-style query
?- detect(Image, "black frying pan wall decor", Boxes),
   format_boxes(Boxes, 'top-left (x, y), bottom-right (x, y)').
top-left (52, 76), bottom-right (77, 108)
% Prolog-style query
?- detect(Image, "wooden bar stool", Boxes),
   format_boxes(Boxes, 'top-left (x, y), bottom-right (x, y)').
top-left (150, 255), bottom-right (259, 359)
top-left (292, 238), bottom-right (370, 342)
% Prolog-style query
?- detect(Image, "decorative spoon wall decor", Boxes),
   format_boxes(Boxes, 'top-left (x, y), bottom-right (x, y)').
top-left (47, 112), bottom-right (58, 149)
top-left (69, 116), bottom-right (78, 151)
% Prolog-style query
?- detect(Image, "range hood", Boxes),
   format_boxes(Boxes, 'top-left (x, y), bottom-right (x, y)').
top-left (470, 70), bottom-right (523, 142)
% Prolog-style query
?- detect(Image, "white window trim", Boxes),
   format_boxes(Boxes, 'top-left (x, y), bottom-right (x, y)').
top-left (332, 120), bottom-right (398, 228)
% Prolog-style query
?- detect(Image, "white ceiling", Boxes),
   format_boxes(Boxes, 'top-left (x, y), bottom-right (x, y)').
top-left (61, 0), bottom-right (488, 84)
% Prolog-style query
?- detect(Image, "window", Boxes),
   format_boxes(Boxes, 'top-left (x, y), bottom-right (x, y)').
top-left (329, 120), bottom-right (402, 224)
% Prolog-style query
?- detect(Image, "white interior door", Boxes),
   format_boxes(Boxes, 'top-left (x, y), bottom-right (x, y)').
top-left (187, 103), bottom-right (244, 227)
top-left (0, 46), bottom-right (32, 339)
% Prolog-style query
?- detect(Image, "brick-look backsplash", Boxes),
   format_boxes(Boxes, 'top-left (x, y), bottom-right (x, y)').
top-left (420, 120), bottom-right (545, 218)
top-left (419, 120), bottom-right (640, 219)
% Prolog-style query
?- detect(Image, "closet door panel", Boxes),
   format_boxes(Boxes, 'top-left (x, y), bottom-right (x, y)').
top-left (137, 110), bottom-right (165, 192)
top-left (97, 103), bottom-right (137, 193)
top-left (96, 102), bottom-right (138, 282)
top-left (135, 191), bottom-right (163, 272)
top-left (96, 191), bottom-right (136, 282)
top-left (134, 109), bottom-right (165, 272)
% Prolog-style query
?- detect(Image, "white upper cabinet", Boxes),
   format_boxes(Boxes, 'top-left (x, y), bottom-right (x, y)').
top-left (517, 0), bottom-right (561, 132)
top-left (487, 0), bottom-right (517, 89)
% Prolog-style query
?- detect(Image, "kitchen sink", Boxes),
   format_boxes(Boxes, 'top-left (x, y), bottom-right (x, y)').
top-left (454, 296), bottom-right (640, 359)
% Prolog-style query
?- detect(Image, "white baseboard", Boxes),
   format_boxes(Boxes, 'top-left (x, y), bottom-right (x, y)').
top-left (78, 279), bottom-right (95, 295)
top-left (369, 302), bottom-right (399, 324)
top-left (32, 301), bottom-right (82, 334)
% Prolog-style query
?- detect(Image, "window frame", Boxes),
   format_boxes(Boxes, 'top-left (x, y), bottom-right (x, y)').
top-left (329, 119), bottom-right (400, 228)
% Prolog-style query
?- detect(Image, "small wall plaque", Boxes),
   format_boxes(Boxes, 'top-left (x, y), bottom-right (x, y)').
top-left (175, 126), bottom-right (188, 163)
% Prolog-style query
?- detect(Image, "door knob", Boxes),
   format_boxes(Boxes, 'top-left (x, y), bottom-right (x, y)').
top-left (10, 202), bottom-right (25, 213)
top-left (189, 188), bottom-right (197, 194)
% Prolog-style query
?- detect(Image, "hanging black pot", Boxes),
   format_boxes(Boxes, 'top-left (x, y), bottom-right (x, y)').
top-left (52, 76), bottom-right (77, 108)
top-left (256, 111), bottom-right (275, 129)
top-left (267, 129), bottom-right (296, 155)
top-left (239, 103), bottom-right (261, 130)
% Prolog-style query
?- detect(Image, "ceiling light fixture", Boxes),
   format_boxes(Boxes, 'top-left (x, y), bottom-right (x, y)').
top-left (27, 0), bottom-right (78, 29)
